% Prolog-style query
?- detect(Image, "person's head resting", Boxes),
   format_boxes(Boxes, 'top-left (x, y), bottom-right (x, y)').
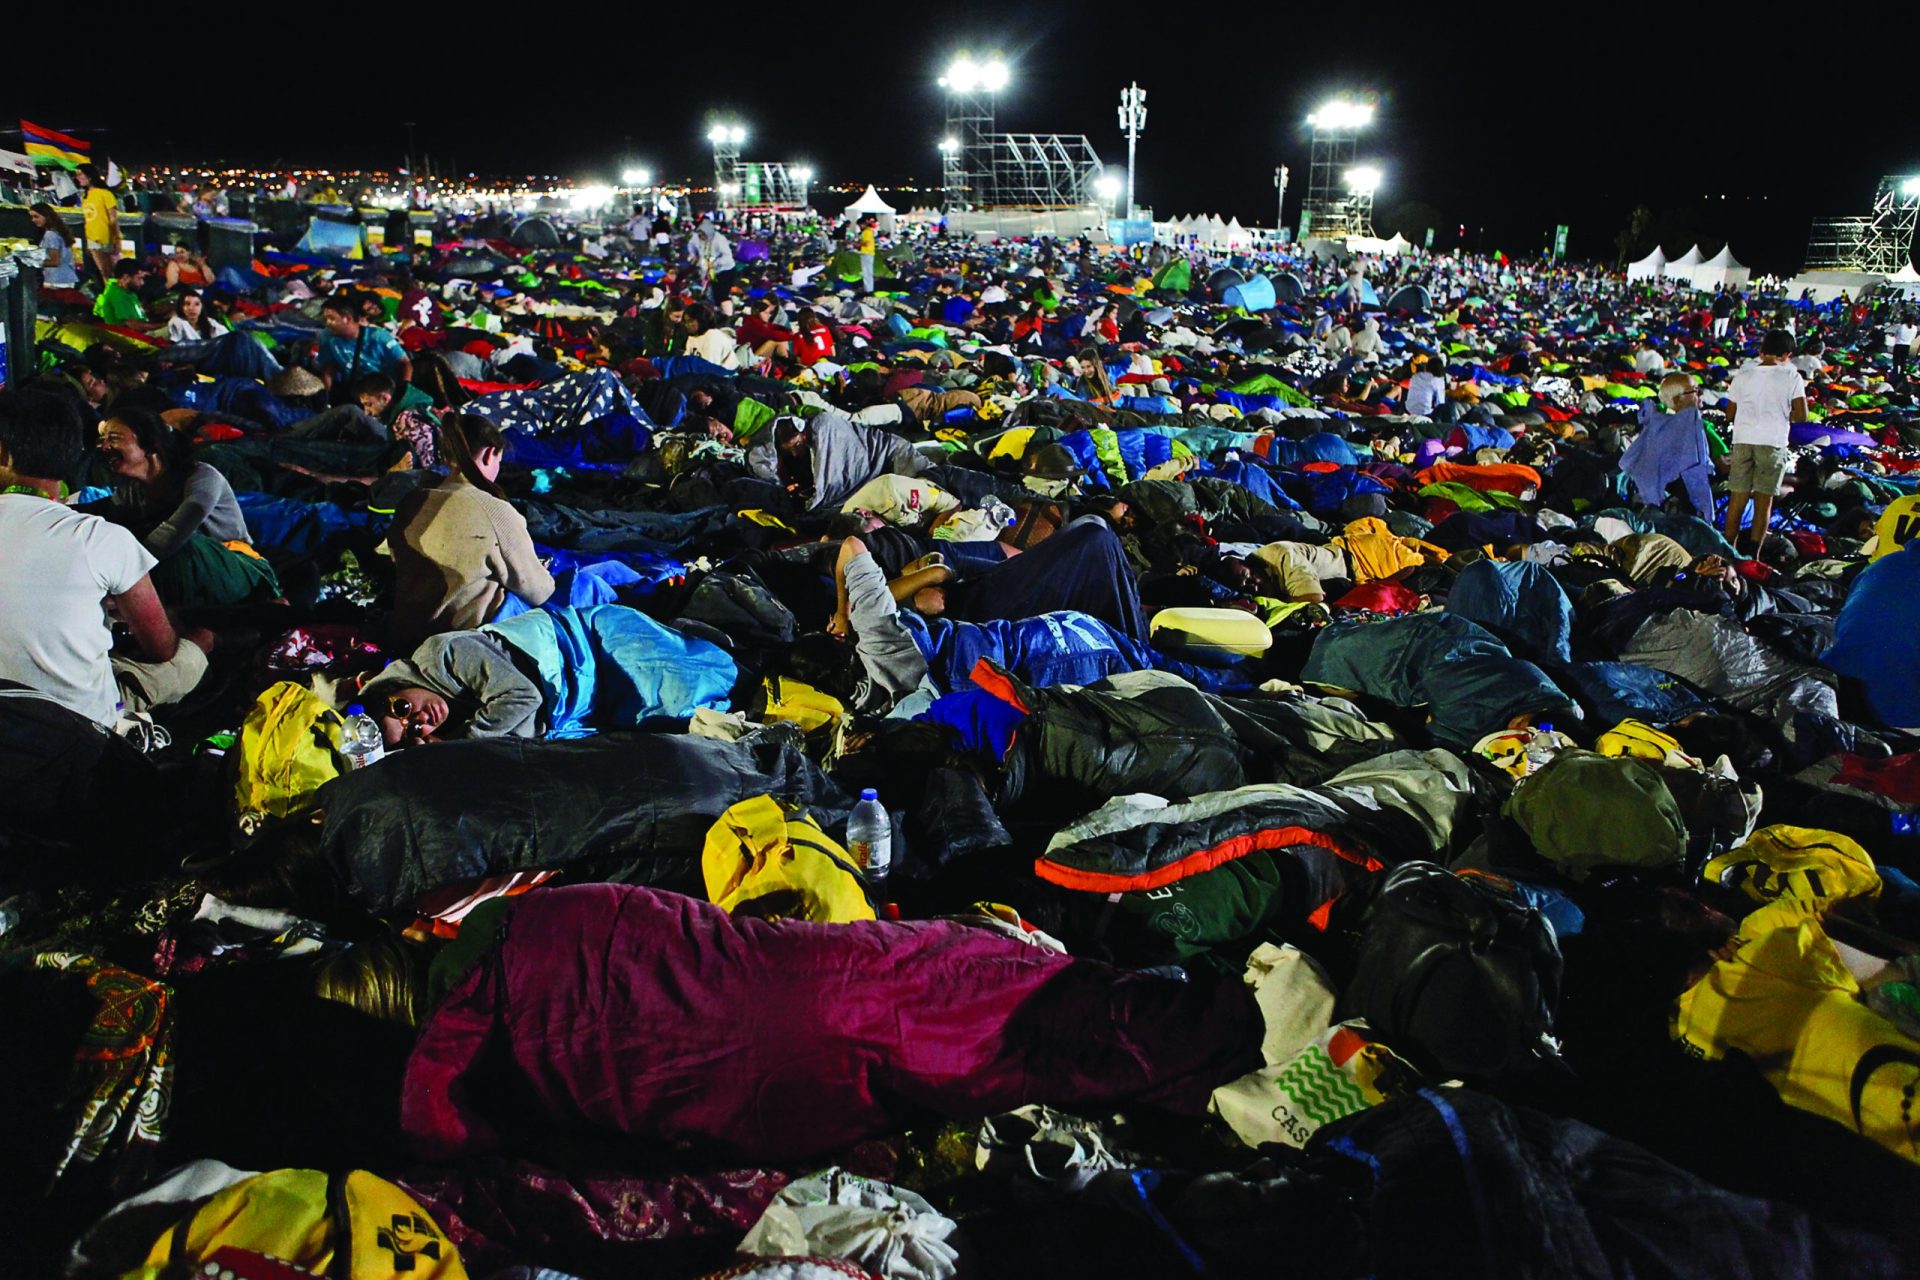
top-left (774, 417), bottom-right (809, 457)
top-left (1657, 372), bottom-right (1698, 412)
top-left (98, 406), bottom-right (187, 486)
top-left (1760, 328), bottom-right (1794, 361)
top-left (0, 386), bottom-right (86, 485)
top-left (352, 372), bottom-right (396, 419)
top-left (366, 683), bottom-right (450, 750)
top-left (436, 412), bottom-right (508, 497)
top-left (321, 293), bottom-right (363, 337)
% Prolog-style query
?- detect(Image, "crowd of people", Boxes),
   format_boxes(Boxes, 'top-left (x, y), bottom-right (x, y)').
top-left (6, 187), bottom-right (1920, 1278)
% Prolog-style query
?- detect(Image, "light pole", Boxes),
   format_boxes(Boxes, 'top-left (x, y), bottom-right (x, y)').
top-left (707, 123), bottom-right (746, 205)
top-left (1116, 82), bottom-right (1146, 219)
top-left (792, 165), bottom-right (814, 210)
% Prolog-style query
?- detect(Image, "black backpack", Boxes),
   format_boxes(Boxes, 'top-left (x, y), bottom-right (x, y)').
top-left (1338, 861), bottom-right (1563, 1080)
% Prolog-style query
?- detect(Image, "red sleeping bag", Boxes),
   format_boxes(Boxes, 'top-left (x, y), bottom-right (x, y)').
top-left (402, 884), bottom-right (1263, 1164)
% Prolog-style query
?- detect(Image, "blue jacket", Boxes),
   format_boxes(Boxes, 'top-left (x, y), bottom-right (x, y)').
top-left (485, 603), bottom-right (735, 738)
top-left (904, 610), bottom-right (1249, 694)
top-left (1824, 543), bottom-right (1920, 729)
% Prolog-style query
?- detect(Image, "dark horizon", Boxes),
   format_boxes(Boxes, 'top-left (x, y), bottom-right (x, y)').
top-left (8, 0), bottom-right (1915, 275)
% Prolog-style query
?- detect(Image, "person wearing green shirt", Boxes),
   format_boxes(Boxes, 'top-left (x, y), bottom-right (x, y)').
top-left (93, 260), bottom-right (150, 326)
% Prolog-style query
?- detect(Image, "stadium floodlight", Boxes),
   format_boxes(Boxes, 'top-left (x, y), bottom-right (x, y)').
top-left (938, 137), bottom-right (960, 155)
top-left (729, 126), bottom-right (747, 145)
top-left (708, 124), bottom-right (748, 146)
top-left (1345, 165), bottom-right (1383, 195)
top-left (707, 126), bottom-right (727, 144)
top-left (940, 55), bottom-right (1007, 93)
top-left (621, 167), bottom-right (651, 186)
top-left (1092, 173), bottom-right (1122, 200)
top-left (1309, 99), bottom-right (1375, 131)
top-left (1903, 176), bottom-right (1920, 199)
top-left (569, 184), bottom-right (614, 211)
top-left (793, 166), bottom-right (815, 184)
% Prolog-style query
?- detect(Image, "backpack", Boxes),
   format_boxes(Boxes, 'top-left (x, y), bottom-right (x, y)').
top-left (233, 681), bottom-right (348, 828)
top-left (702, 795), bottom-right (875, 925)
top-left (1338, 861), bottom-right (1563, 1080)
top-left (1503, 749), bottom-right (1687, 879)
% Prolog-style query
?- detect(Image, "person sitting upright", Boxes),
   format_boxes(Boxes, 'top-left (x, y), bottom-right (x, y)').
top-left (317, 292), bottom-right (412, 394)
top-left (386, 413), bottom-right (553, 651)
top-left (0, 388), bottom-right (211, 726)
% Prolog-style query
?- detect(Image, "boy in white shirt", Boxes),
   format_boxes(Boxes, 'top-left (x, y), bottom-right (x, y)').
top-left (1723, 329), bottom-right (1808, 555)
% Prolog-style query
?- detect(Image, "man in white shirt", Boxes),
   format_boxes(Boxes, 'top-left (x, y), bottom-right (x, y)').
top-left (1632, 338), bottom-right (1666, 375)
top-left (0, 389), bottom-right (209, 728)
top-left (1723, 329), bottom-right (1808, 555)
top-left (1889, 315), bottom-right (1918, 373)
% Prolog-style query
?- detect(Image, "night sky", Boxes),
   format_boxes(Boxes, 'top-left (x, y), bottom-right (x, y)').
top-left (8, 0), bottom-right (1915, 273)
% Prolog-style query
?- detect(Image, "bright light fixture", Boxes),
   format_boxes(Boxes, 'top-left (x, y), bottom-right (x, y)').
top-left (1310, 99), bottom-right (1375, 130)
top-left (1092, 173), bottom-right (1122, 200)
top-left (942, 55), bottom-right (1007, 93)
top-left (708, 125), bottom-right (747, 146)
top-left (793, 166), bottom-right (815, 184)
top-left (1345, 165), bottom-right (1383, 195)
top-left (730, 126), bottom-right (747, 145)
top-left (568, 184), bottom-right (615, 211)
top-left (621, 167), bottom-right (651, 186)
top-left (1903, 176), bottom-right (1920, 199)
top-left (938, 137), bottom-right (960, 154)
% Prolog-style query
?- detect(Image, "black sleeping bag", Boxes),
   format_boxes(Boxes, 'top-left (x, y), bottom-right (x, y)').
top-left (318, 731), bottom-right (851, 912)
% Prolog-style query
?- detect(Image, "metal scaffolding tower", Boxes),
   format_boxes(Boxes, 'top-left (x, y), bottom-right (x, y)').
top-left (989, 134), bottom-right (1105, 209)
top-left (944, 86), bottom-right (995, 210)
top-left (708, 125), bottom-right (745, 200)
top-left (732, 163), bottom-right (812, 209)
top-left (1303, 127), bottom-right (1359, 237)
top-left (1805, 176), bottom-right (1920, 274)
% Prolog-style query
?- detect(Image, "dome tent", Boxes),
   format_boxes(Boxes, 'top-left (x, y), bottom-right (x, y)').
top-left (1626, 246), bottom-right (1667, 282)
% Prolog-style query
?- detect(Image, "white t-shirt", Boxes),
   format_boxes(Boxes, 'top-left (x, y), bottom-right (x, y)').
top-left (0, 495), bottom-right (156, 726)
top-left (1725, 360), bottom-right (1806, 448)
top-left (1891, 323), bottom-right (1918, 349)
top-left (1632, 348), bottom-right (1666, 374)
top-left (1406, 370), bottom-right (1447, 417)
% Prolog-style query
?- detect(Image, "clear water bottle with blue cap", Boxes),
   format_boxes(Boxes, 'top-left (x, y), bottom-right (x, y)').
top-left (846, 787), bottom-right (892, 897)
top-left (339, 703), bottom-right (386, 770)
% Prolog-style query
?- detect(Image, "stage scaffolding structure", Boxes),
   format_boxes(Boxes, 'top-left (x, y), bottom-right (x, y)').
top-left (1805, 176), bottom-right (1920, 274)
top-left (943, 87), bottom-right (1104, 211)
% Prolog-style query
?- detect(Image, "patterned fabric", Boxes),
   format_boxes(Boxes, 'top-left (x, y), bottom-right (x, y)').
top-left (467, 369), bottom-right (640, 438)
top-left (398, 1161), bottom-right (790, 1276)
top-left (34, 952), bottom-right (173, 1189)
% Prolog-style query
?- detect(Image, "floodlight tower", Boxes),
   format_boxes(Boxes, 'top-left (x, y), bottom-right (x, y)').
top-left (707, 123), bottom-right (746, 197)
top-left (940, 54), bottom-right (1007, 209)
top-left (1117, 82), bottom-right (1147, 218)
top-left (1344, 165), bottom-right (1382, 237)
top-left (938, 137), bottom-right (963, 208)
top-left (793, 165), bottom-right (814, 209)
top-left (1304, 96), bottom-right (1374, 237)
top-left (1093, 172), bottom-right (1122, 219)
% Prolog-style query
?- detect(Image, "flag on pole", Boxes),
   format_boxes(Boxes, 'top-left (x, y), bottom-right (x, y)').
top-left (20, 120), bottom-right (90, 169)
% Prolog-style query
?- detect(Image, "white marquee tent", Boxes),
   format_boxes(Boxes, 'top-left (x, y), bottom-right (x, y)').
top-left (1688, 245), bottom-right (1750, 291)
top-left (1662, 244), bottom-right (1703, 280)
top-left (843, 185), bottom-right (897, 232)
top-left (1626, 246), bottom-right (1667, 281)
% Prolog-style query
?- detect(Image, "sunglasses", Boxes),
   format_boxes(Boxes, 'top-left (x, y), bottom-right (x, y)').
top-left (382, 695), bottom-right (420, 722)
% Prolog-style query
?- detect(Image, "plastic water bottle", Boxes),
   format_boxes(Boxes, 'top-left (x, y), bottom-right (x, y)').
top-left (1524, 722), bottom-right (1558, 770)
top-left (339, 704), bottom-right (386, 770)
top-left (847, 788), bottom-right (892, 895)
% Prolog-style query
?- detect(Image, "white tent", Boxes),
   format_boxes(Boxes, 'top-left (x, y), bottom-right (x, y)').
top-left (843, 185), bottom-right (897, 232)
top-left (1382, 231), bottom-right (1412, 256)
top-left (1662, 244), bottom-right (1703, 280)
top-left (1689, 244), bottom-right (1750, 291)
top-left (1890, 262), bottom-right (1920, 283)
top-left (1626, 246), bottom-right (1667, 281)
top-left (1225, 216), bottom-right (1249, 247)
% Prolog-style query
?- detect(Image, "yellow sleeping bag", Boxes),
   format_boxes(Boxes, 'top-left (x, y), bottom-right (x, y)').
top-left (1149, 607), bottom-right (1273, 658)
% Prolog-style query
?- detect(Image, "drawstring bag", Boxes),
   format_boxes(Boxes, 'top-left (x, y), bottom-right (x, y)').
top-left (703, 796), bottom-right (875, 924)
top-left (232, 681), bottom-right (348, 830)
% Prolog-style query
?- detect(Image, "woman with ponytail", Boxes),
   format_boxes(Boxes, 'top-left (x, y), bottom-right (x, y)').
top-left (386, 412), bottom-right (553, 650)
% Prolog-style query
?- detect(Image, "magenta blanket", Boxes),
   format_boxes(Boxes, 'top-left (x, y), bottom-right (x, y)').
top-left (402, 885), bottom-right (1262, 1164)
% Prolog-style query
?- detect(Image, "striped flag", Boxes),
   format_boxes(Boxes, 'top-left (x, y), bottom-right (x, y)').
top-left (20, 120), bottom-right (90, 169)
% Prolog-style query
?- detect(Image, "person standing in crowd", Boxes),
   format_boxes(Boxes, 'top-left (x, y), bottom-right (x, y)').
top-left (30, 203), bottom-right (79, 289)
top-left (1710, 288), bottom-right (1736, 339)
top-left (1723, 328), bottom-right (1807, 556)
top-left (316, 293), bottom-right (412, 394)
top-left (859, 214), bottom-right (879, 294)
top-left (74, 163), bottom-right (121, 284)
top-left (689, 219), bottom-right (734, 297)
top-left (1889, 312), bottom-right (1917, 374)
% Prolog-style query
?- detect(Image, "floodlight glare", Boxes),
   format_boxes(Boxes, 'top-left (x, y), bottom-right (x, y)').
top-left (1345, 165), bottom-right (1383, 195)
top-left (938, 137), bottom-right (960, 154)
top-left (1903, 176), bottom-right (1920, 199)
top-left (793, 166), bottom-right (815, 184)
top-left (1092, 173), bottom-right (1122, 200)
top-left (621, 167), bottom-right (651, 186)
top-left (731, 126), bottom-right (747, 144)
top-left (980, 58), bottom-right (1009, 91)
top-left (707, 126), bottom-right (726, 144)
top-left (1310, 99), bottom-right (1375, 131)
top-left (943, 56), bottom-right (980, 93)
